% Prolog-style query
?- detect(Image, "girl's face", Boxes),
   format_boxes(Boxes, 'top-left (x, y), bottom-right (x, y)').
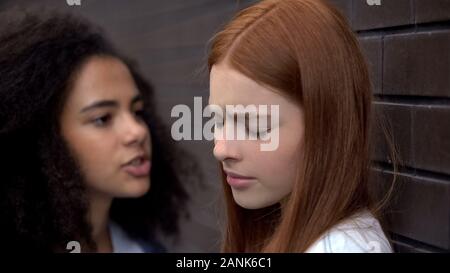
top-left (60, 56), bottom-right (152, 199)
top-left (209, 63), bottom-right (305, 209)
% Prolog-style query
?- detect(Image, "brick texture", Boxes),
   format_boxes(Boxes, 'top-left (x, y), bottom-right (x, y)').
top-left (337, 0), bottom-right (450, 252)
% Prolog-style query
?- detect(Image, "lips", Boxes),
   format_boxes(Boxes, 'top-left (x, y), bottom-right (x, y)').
top-left (224, 170), bottom-right (256, 189)
top-left (122, 154), bottom-right (151, 178)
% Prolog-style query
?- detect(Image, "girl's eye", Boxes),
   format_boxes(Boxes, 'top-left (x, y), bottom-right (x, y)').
top-left (244, 118), bottom-right (271, 140)
top-left (257, 128), bottom-right (271, 139)
top-left (92, 114), bottom-right (111, 127)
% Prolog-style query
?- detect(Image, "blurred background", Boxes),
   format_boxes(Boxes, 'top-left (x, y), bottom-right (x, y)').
top-left (0, 0), bottom-right (449, 253)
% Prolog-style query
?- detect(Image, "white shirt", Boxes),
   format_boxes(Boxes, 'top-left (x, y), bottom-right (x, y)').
top-left (305, 211), bottom-right (393, 253)
top-left (109, 221), bottom-right (146, 253)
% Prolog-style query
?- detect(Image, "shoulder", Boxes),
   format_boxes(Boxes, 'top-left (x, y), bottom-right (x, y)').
top-left (306, 211), bottom-right (393, 253)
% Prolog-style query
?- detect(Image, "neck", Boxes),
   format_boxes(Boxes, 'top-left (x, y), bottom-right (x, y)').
top-left (88, 190), bottom-right (113, 253)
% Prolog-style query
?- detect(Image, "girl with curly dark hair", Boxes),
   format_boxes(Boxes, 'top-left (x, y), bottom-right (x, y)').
top-left (0, 11), bottom-right (195, 253)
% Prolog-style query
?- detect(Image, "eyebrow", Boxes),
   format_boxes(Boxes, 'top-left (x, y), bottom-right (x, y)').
top-left (80, 94), bottom-right (143, 113)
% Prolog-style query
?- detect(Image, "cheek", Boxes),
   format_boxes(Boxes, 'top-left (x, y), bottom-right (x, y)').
top-left (79, 144), bottom-right (110, 169)
top-left (256, 134), bottom-right (302, 188)
top-left (64, 131), bottom-right (118, 180)
top-left (257, 150), bottom-right (298, 189)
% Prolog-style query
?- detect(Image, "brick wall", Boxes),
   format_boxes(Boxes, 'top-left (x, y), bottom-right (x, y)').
top-left (1, 0), bottom-right (449, 253)
top-left (328, 0), bottom-right (450, 252)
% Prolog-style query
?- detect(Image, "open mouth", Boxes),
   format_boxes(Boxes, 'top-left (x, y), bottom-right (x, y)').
top-left (122, 155), bottom-right (151, 177)
top-left (129, 157), bottom-right (145, 166)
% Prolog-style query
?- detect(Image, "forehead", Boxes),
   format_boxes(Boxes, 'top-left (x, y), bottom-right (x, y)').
top-left (67, 56), bottom-right (139, 105)
top-left (209, 64), bottom-right (287, 107)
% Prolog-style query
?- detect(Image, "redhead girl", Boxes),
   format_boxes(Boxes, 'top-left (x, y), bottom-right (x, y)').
top-left (208, 0), bottom-right (392, 253)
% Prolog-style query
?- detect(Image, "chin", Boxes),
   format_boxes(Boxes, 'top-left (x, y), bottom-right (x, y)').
top-left (233, 197), bottom-right (268, 210)
top-left (119, 178), bottom-right (151, 198)
top-left (232, 192), bottom-right (280, 210)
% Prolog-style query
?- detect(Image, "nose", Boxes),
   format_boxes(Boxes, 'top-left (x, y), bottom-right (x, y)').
top-left (213, 138), bottom-right (242, 163)
top-left (121, 113), bottom-right (149, 147)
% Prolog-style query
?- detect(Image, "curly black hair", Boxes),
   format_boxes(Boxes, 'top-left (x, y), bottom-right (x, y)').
top-left (0, 10), bottom-right (198, 252)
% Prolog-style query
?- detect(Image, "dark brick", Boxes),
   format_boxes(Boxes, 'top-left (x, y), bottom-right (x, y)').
top-left (392, 240), bottom-right (441, 253)
top-left (238, 0), bottom-right (260, 9)
top-left (413, 106), bottom-right (450, 175)
top-left (371, 169), bottom-right (450, 249)
top-left (353, 0), bottom-right (412, 31)
top-left (371, 103), bottom-right (413, 167)
top-left (133, 2), bottom-right (238, 49)
top-left (359, 36), bottom-right (383, 94)
top-left (326, 0), bottom-right (353, 25)
top-left (415, 0), bottom-right (450, 24)
top-left (383, 31), bottom-right (450, 97)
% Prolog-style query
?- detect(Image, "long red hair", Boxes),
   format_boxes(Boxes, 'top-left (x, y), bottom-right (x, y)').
top-left (208, 0), bottom-right (382, 252)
